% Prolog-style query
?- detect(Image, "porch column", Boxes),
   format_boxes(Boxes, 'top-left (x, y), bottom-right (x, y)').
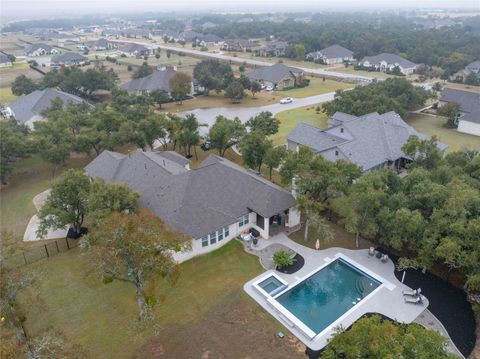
top-left (263, 216), bottom-right (269, 239)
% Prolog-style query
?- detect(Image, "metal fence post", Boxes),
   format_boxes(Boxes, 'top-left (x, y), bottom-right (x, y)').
top-left (44, 244), bottom-right (49, 258)
top-left (55, 240), bottom-right (60, 254)
top-left (65, 237), bottom-right (70, 249)
top-left (23, 252), bottom-right (27, 265)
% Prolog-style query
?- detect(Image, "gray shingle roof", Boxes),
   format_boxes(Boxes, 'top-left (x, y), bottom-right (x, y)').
top-left (0, 54), bottom-right (11, 64)
top-left (120, 43), bottom-right (149, 54)
top-left (51, 52), bottom-right (88, 65)
top-left (317, 45), bottom-right (354, 59)
top-left (361, 53), bottom-right (416, 69)
top-left (440, 88), bottom-right (480, 114)
top-left (287, 111), bottom-right (447, 171)
top-left (25, 43), bottom-right (55, 54)
top-left (85, 150), bottom-right (294, 238)
top-left (247, 63), bottom-right (303, 83)
top-left (459, 111), bottom-right (480, 125)
top-left (7, 88), bottom-right (84, 124)
top-left (120, 69), bottom-right (177, 93)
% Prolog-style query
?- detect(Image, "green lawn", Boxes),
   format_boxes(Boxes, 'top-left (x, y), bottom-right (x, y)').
top-left (276, 76), bottom-right (353, 98)
top-left (406, 114), bottom-right (480, 152)
top-left (0, 86), bottom-right (17, 103)
top-left (272, 105), bottom-right (329, 145)
top-left (0, 155), bottom-right (91, 245)
top-left (18, 240), bottom-right (304, 358)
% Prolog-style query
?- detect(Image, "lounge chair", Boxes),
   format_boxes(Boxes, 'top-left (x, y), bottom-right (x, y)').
top-left (368, 247), bottom-right (375, 256)
top-left (402, 288), bottom-right (421, 297)
top-left (404, 295), bottom-right (423, 305)
top-left (381, 254), bottom-right (389, 262)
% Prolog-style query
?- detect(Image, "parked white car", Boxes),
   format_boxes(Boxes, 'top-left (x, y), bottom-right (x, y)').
top-left (265, 85), bottom-right (274, 91)
top-left (280, 97), bottom-right (293, 104)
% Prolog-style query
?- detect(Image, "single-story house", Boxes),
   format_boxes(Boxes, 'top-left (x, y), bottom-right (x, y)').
top-left (286, 111), bottom-right (447, 172)
top-left (85, 38), bottom-right (117, 51)
top-left (0, 54), bottom-right (13, 68)
top-left (359, 53), bottom-right (417, 75)
top-left (247, 63), bottom-right (304, 89)
top-left (25, 43), bottom-right (59, 56)
top-left (452, 60), bottom-right (480, 84)
top-left (179, 31), bottom-right (202, 43)
top-left (119, 43), bottom-right (151, 57)
top-left (222, 39), bottom-right (256, 52)
top-left (121, 28), bottom-right (152, 39)
top-left (120, 68), bottom-right (192, 96)
top-left (51, 52), bottom-right (89, 67)
top-left (195, 34), bottom-right (224, 47)
top-left (4, 88), bottom-right (85, 129)
top-left (85, 150), bottom-right (299, 262)
top-left (255, 41), bottom-right (288, 57)
top-left (439, 88), bottom-right (480, 137)
top-left (305, 45), bottom-right (354, 64)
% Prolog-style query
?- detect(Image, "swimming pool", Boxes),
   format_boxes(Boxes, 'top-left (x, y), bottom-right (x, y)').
top-left (275, 258), bottom-right (381, 335)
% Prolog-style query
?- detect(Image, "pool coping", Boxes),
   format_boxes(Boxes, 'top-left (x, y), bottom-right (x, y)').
top-left (252, 253), bottom-right (394, 340)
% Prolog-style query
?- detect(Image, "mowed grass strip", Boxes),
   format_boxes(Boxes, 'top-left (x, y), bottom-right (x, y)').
top-left (406, 114), bottom-right (480, 152)
top-left (277, 76), bottom-right (352, 98)
top-left (272, 105), bottom-right (328, 146)
top-left (18, 240), bottom-right (265, 359)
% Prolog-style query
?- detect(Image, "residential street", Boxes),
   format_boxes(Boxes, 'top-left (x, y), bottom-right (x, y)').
top-left (180, 92), bottom-right (336, 134)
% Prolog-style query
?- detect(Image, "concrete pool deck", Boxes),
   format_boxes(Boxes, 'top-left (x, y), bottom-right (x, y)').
top-left (243, 233), bottom-right (430, 351)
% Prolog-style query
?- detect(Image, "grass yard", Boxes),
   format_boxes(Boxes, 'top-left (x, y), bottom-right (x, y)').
top-left (289, 217), bottom-right (374, 251)
top-left (0, 86), bottom-right (18, 103)
top-left (0, 155), bottom-right (91, 245)
top-left (276, 76), bottom-right (353, 98)
top-left (159, 91), bottom-right (281, 112)
top-left (18, 240), bottom-right (305, 359)
top-left (0, 62), bottom-right (43, 90)
top-left (406, 114), bottom-right (480, 152)
top-left (442, 82), bottom-right (480, 93)
top-left (272, 105), bottom-right (329, 145)
top-left (328, 66), bottom-right (394, 80)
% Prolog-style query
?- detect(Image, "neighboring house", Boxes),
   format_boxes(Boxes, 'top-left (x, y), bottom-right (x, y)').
top-left (4, 88), bottom-right (84, 129)
top-left (0, 54), bottom-right (13, 67)
top-left (359, 53), bottom-right (417, 75)
top-left (85, 38), bottom-right (117, 51)
top-left (247, 63), bottom-right (304, 89)
top-left (51, 52), bottom-right (89, 67)
top-left (305, 45), bottom-right (354, 64)
top-left (222, 39), bottom-right (256, 52)
top-left (179, 31), bottom-right (202, 43)
top-left (438, 88), bottom-right (480, 137)
top-left (195, 34), bottom-right (224, 47)
top-left (452, 60), bottom-right (480, 83)
top-left (286, 111), bottom-right (447, 172)
top-left (121, 28), bottom-right (152, 39)
top-left (119, 43), bottom-right (151, 57)
top-left (120, 68), bottom-right (194, 96)
top-left (24, 43), bottom-right (59, 56)
top-left (256, 41), bottom-right (288, 57)
top-left (85, 150), bottom-right (299, 262)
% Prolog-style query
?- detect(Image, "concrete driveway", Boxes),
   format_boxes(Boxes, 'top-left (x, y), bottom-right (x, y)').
top-left (182, 92), bottom-right (335, 134)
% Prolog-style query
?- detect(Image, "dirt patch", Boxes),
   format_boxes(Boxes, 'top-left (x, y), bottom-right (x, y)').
top-left (141, 292), bottom-right (305, 359)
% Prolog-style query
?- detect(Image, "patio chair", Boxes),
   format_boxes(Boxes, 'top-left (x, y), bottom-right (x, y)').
top-left (381, 254), bottom-right (389, 262)
top-left (368, 247), bottom-right (375, 256)
top-left (404, 295), bottom-right (423, 305)
top-left (402, 288), bottom-right (421, 297)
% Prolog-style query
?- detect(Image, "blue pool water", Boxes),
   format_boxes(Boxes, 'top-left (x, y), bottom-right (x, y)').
top-left (276, 258), bottom-right (381, 334)
top-left (259, 276), bottom-right (286, 296)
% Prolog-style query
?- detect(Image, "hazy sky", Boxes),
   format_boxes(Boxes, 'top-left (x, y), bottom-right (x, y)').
top-left (2, 0), bottom-right (480, 22)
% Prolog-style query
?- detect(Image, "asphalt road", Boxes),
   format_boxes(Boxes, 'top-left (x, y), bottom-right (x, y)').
top-left (181, 92), bottom-right (336, 134)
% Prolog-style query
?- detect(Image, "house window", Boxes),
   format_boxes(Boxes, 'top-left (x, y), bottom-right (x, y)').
top-left (340, 128), bottom-right (344, 133)
top-left (209, 232), bottom-right (217, 245)
top-left (239, 214), bottom-right (249, 227)
top-left (201, 236), bottom-right (208, 247)
top-left (335, 150), bottom-right (339, 156)
top-left (217, 229), bottom-right (224, 241)
top-left (224, 226), bottom-right (229, 238)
